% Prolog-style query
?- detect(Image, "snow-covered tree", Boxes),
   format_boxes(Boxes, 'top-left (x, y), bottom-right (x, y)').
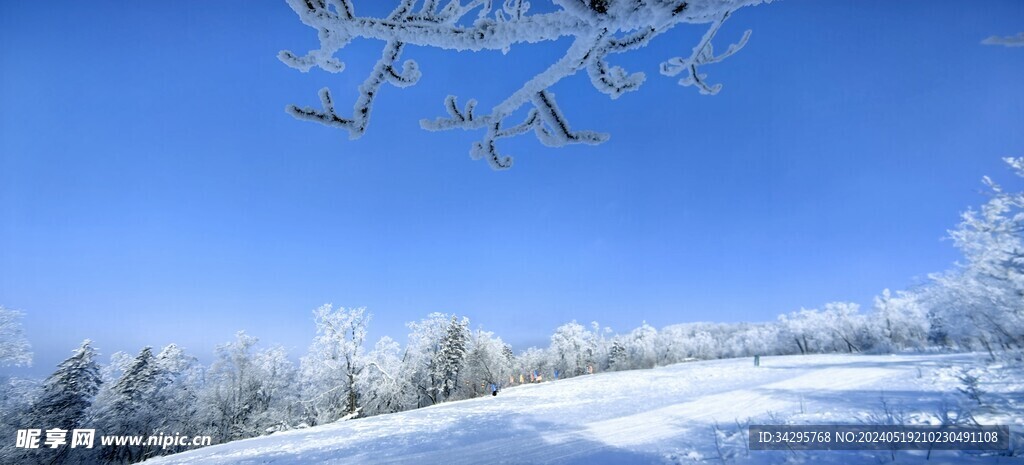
top-left (656, 322), bottom-right (734, 361)
top-left (872, 289), bottom-right (929, 351)
top-left (516, 345), bottom-right (550, 379)
top-left (724, 323), bottom-right (783, 358)
top-left (14, 340), bottom-right (102, 464)
top-left (0, 306), bottom-right (33, 462)
top-left (778, 303), bottom-right (871, 354)
top-left (93, 347), bottom-right (163, 463)
top-left (97, 351), bottom-right (135, 388)
top-left (25, 340), bottom-right (102, 430)
top-left (463, 329), bottom-right (514, 394)
top-left (778, 308), bottom-right (825, 355)
top-left (300, 305), bottom-right (370, 424)
top-left (0, 377), bottom-right (38, 465)
top-left (435, 315), bottom-right (469, 400)
top-left (254, 345), bottom-right (302, 432)
top-left (358, 336), bottom-right (416, 416)
top-left (819, 302), bottom-right (870, 353)
top-left (151, 344), bottom-right (205, 454)
top-left (927, 158), bottom-right (1024, 356)
top-left (86, 344), bottom-right (205, 461)
top-left (606, 338), bottom-right (628, 371)
top-left (683, 326), bottom-right (717, 359)
top-left (0, 306), bottom-right (31, 368)
top-left (624, 322), bottom-right (658, 368)
top-left (281, 0), bottom-right (767, 169)
top-left (202, 332), bottom-right (299, 442)
top-left (404, 313), bottom-right (468, 406)
top-left (549, 321), bottom-right (598, 377)
top-left (202, 332), bottom-right (260, 441)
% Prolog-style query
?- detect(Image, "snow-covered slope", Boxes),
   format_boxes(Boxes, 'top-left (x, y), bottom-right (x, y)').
top-left (147, 353), bottom-right (1021, 464)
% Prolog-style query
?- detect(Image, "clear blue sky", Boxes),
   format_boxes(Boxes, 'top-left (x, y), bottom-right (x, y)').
top-left (2, 1), bottom-right (1023, 376)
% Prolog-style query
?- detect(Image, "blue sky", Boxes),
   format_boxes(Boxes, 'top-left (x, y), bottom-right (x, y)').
top-left (2, 1), bottom-right (1023, 375)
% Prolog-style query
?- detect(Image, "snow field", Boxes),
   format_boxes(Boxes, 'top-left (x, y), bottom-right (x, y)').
top-left (147, 352), bottom-right (1020, 464)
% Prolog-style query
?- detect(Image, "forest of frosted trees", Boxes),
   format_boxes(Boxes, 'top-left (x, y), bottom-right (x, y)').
top-left (0, 157), bottom-right (1022, 464)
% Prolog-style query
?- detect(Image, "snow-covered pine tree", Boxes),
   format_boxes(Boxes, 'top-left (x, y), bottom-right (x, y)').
top-left (280, 0), bottom-right (767, 169)
top-left (434, 316), bottom-right (469, 401)
top-left (0, 378), bottom-right (38, 465)
top-left (607, 339), bottom-right (627, 371)
top-left (25, 340), bottom-right (102, 431)
top-left (16, 340), bottom-right (102, 464)
top-left (151, 344), bottom-right (204, 456)
top-left (925, 308), bottom-right (952, 348)
top-left (93, 347), bottom-right (162, 464)
top-left (402, 313), bottom-right (471, 405)
top-left (502, 344), bottom-right (515, 368)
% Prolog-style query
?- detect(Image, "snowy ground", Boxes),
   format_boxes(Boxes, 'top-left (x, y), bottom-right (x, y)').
top-left (146, 353), bottom-right (1023, 464)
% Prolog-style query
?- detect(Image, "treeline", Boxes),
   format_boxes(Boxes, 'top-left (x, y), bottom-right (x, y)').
top-left (0, 159), bottom-right (1021, 464)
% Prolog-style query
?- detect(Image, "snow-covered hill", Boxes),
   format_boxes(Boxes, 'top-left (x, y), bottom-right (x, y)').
top-left (147, 353), bottom-right (1022, 464)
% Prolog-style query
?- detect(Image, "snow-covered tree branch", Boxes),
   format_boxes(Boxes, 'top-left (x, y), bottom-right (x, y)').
top-left (281, 0), bottom-right (767, 169)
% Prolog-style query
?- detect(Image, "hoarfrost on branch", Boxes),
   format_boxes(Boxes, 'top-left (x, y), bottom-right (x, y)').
top-left (280, 0), bottom-right (767, 169)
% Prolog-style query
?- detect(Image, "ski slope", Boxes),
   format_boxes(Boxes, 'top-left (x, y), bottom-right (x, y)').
top-left (146, 353), bottom-right (1021, 464)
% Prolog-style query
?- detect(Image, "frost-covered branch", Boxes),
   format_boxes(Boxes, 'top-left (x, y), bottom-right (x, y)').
top-left (659, 10), bottom-right (752, 95)
top-left (281, 0), bottom-right (768, 168)
top-left (286, 41), bottom-right (421, 139)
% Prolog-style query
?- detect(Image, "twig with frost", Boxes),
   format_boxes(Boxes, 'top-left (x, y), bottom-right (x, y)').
top-left (280, 0), bottom-right (767, 169)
